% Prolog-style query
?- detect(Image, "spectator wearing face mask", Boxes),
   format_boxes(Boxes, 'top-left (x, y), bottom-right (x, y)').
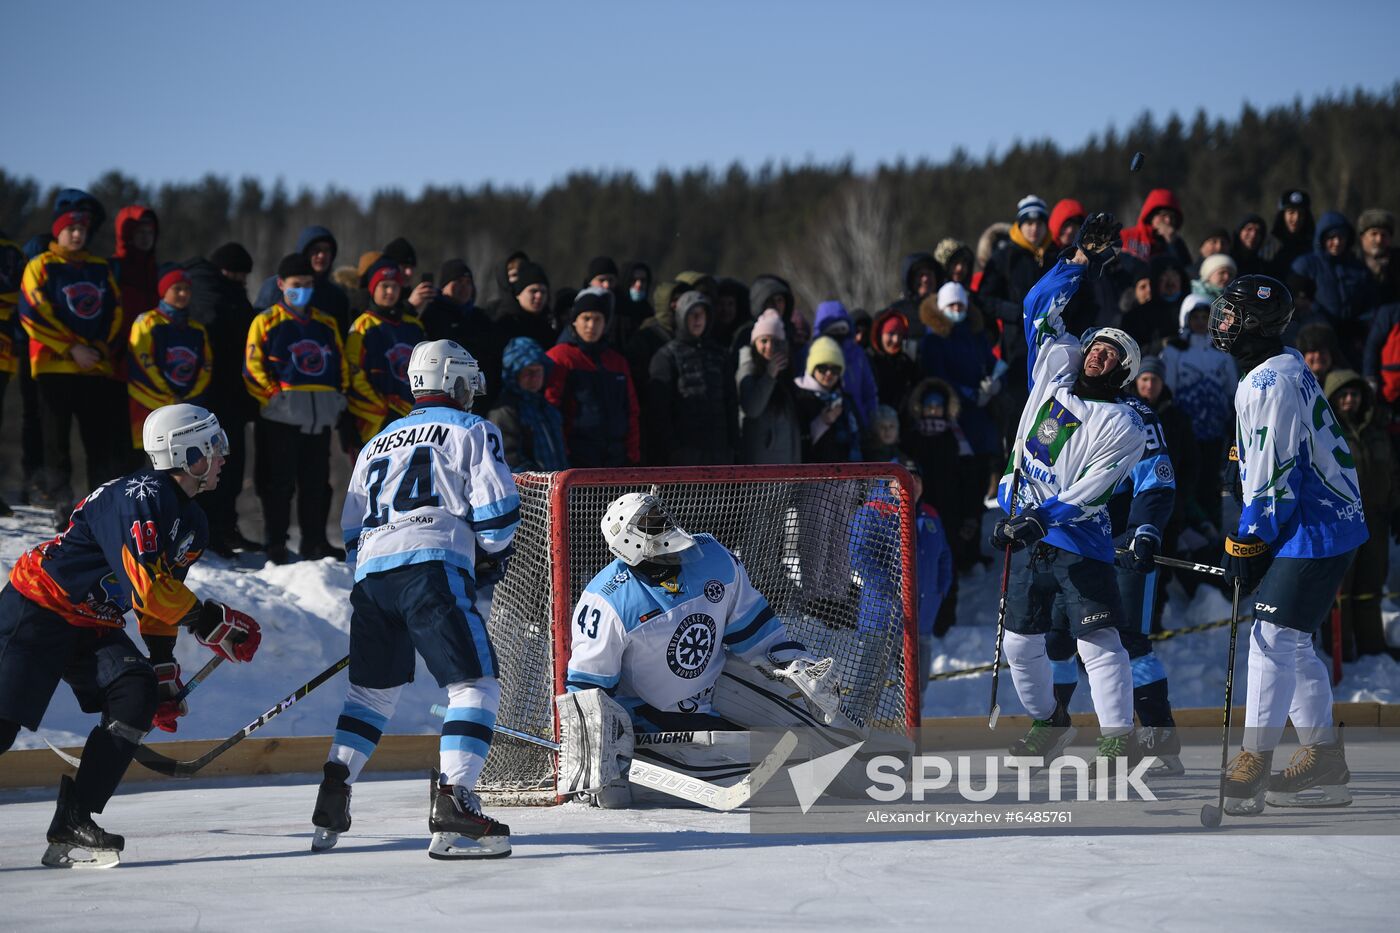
top-left (918, 281), bottom-right (1000, 497)
top-left (812, 300), bottom-right (879, 427)
top-left (253, 225), bottom-right (350, 334)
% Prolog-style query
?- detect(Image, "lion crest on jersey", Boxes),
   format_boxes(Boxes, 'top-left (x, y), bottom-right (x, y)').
top-left (164, 345), bottom-right (199, 386)
top-left (385, 342), bottom-right (414, 386)
top-left (667, 613), bottom-right (716, 679)
top-left (62, 281), bottom-right (105, 319)
top-left (289, 339), bottom-right (328, 376)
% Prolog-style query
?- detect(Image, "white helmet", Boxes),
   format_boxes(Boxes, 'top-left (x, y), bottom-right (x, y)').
top-left (408, 339), bottom-right (486, 408)
top-left (602, 493), bottom-right (696, 567)
top-left (142, 404), bottom-right (229, 474)
top-left (1079, 326), bottom-right (1142, 387)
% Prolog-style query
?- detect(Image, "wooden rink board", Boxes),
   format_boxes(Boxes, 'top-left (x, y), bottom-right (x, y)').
top-left (2, 703), bottom-right (1395, 790)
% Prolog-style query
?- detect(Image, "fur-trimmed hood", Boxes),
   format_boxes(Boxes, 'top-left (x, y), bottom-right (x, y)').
top-left (918, 291), bottom-right (983, 337)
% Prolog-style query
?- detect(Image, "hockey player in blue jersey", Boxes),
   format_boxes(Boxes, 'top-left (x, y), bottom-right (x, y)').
top-left (311, 339), bottom-right (519, 858)
top-left (558, 492), bottom-right (840, 808)
top-left (0, 403), bottom-right (262, 868)
top-left (991, 213), bottom-right (1147, 762)
top-left (1209, 276), bottom-right (1368, 815)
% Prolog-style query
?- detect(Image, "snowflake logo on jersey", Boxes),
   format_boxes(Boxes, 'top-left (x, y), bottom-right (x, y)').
top-left (667, 613), bottom-right (716, 679)
top-left (1155, 461), bottom-right (1174, 483)
top-left (1251, 369), bottom-right (1278, 390)
top-left (124, 474), bottom-right (159, 500)
top-left (704, 579), bottom-right (725, 603)
top-left (62, 281), bottom-right (105, 320)
top-left (164, 345), bottom-right (199, 386)
top-left (288, 339), bottom-right (329, 377)
top-left (385, 342), bottom-right (414, 386)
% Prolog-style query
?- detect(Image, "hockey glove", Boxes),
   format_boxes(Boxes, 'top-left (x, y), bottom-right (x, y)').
top-left (189, 600), bottom-right (262, 663)
top-left (152, 662), bottom-right (188, 733)
top-left (990, 508), bottom-right (1047, 552)
top-left (1117, 525), bottom-right (1161, 575)
top-left (1223, 534), bottom-right (1270, 594)
top-left (474, 544), bottom-right (514, 587)
top-left (1073, 212), bottom-right (1122, 276)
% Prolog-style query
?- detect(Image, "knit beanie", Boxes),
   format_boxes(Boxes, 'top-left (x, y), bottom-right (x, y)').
top-left (933, 237), bottom-right (970, 267)
top-left (1278, 189), bottom-right (1311, 211)
top-left (937, 281), bottom-right (969, 310)
top-left (586, 256), bottom-right (619, 280)
top-left (572, 286), bottom-right (613, 319)
top-left (512, 261), bottom-right (549, 294)
top-left (1358, 208), bottom-right (1395, 236)
top-left (751, 308), bottom-right (785, 343)
top-left (877, 313), bottom-right (907, 339)
top-left (51, 210), bottom-right (93, 239)
top-left (277, 253), bottom-right (315, 279)
top-left (1138, 356), bottom-right (1165, 378)
top-left (158, 267), bottom-right (191, 298)
top-left (1198, 254), bottom-right (1237, 281)
top-left (209, 242), bottom-right (253, 274)
top-left (381, 237), bottom-right (417, 268)
top-left (361, 256), bottom-right (404, 294)
top-left (439, 258), bottom-right (473, 285)
top-left (805, 336), bottom-right (845, 377)
top-left (1016, 195), bottom-right (1049, 222)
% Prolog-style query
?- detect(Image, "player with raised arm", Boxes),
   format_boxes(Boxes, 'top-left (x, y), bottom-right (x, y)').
top-left (311, 339), bottom-right (519, 859)
top-left (1209, 277), bottom-right (1368, 814)
top-left (0, 404), bottom-right (261, 868)
top-left (991, 213), bottom-right (1148, 764)
top-left (559, 492), bottom-right (841, 808)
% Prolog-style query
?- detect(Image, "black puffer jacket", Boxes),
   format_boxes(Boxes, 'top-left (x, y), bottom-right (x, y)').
top-left (185, 257), bottom-right (258, 422)
top-left (646, 294), bottom-right (737, 464)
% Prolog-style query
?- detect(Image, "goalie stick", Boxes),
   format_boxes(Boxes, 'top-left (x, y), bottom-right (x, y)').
top-left (127, 655), bottom-right (350, 778)
top-left (44, 656), bottom-right (226, 769)
top-left (429, 706), bottom-right (797, 811)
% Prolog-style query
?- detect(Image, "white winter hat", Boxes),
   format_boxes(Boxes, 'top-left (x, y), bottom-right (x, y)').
top-left (1179, 293), bottom-right (1212, 330)
top-left (1199, 253), bottom-right (1238, 282)
top-left (937, 281), bottom-right (969, 310)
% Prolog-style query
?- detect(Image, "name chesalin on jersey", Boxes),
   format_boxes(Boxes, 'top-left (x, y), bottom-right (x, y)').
top-left (9, 470), bottom-right (207, 636)
top-left (566, 534), bottom-right (787, 713)
top-left (1234, 349), bottom-right (1369, 559)
top-left (997, 259), bottom-right (1147, 562)
top-left (341, 402), bottom-right (521, 583)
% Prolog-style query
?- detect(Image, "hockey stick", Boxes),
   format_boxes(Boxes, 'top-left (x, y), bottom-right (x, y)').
top-left (1113, 549), bottom-right (1226, 578)
top-left (130, 655), bottom-right (350, 778)
top-left (44, 656), bottom-right (226, 769)
top-left (988, 468), bottom-right (1021, 729)
top-left (1200, 577), bottom-right (1243, 828)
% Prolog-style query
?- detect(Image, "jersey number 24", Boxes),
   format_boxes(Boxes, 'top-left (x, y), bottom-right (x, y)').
top-left (363, 446), bottom-right (441, 528)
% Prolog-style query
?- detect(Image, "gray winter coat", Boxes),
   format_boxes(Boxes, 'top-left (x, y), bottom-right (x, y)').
top-left (736, 344), bottom-right (801, 464)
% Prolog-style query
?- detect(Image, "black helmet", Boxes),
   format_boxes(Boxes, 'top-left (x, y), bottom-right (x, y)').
top-left (1209, 274), bottom-right (1293, 353)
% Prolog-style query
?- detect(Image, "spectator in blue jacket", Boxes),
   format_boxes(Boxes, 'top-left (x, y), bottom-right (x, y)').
top-left (1292, 211), bottom-right (1373, 355)
top-left (812, 300), bottom-right (878, 428)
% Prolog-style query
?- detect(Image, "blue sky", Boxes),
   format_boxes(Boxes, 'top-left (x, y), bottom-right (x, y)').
top-left (4, 0), bottom-right (1397, 196)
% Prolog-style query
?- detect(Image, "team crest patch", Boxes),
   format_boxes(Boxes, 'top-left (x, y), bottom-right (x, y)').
top-left (1250, 369), bottom-right (1277, 390)
top-left (1257, 286), bottom-right (1272, 299)
top-left (1155, 461), bottom-right (1174, 483)
top-left (1035, 416), bottom-right (1059, 445)
top-left (704, 579), bottom-right (725, 603)
top-left (667, 613), bottom-right (716, 679)
top-left (164, 345), bottom-right (199, 386)
top-left (386, 342), bottom-right (414, 384)
top-left (289, 339), bottom-right (329, 376)
top-left (62, 281), bottom-right (105, 319)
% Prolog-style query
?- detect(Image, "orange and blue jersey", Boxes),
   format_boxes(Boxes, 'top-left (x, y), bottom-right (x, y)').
top-left (8, 470), bottom-right (208, 637)
top-left (244, 301), bottom-right (347, 402)
top-left (18, 246), bottom-right (123, 377)
top-left (345, 308), bottom-right (424, 444)
top-left (127, 303), bottom-right (214, 443)
top-left (0, 237), bottom-right (23, 375)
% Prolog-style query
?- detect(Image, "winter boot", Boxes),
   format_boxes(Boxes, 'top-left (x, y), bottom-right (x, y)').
top-left (42, 775), bottom-right (123, 869)
top-left (311, 762), bottom-right (352, 851)
top-left (427, 771), bottom-right (510, 859)
top-left (1222, 748), bottom-right (1273, 816)
top-left (1266, 731), bottom-right (1352, 808)
top-left (1136, 725), bottom-right (1184, 776)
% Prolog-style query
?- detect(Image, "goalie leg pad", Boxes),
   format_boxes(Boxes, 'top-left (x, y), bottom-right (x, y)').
top-left (555, 689), bottom-right (635, 796)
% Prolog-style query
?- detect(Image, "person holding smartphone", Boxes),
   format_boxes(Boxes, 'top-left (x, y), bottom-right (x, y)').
top-left (736, 308), bottom-right (800, 463)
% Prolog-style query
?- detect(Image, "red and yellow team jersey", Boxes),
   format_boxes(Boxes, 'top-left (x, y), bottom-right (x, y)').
top-left (345, 308), bottom-right (424, 444)
top-left (18, 246), bottom-right (123, 377)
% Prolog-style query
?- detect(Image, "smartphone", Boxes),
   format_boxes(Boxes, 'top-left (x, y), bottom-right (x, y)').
top-left (421, 273), bottom-right (434, 285)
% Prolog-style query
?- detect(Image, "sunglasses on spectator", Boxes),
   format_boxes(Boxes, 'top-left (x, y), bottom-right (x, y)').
top-left (814, 364), bottom-right (841, 375)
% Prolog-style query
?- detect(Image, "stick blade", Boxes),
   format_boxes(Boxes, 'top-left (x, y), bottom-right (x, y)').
top-left (988, 704), bottom-right (1001, 730)
top-left (44, 740), bottom-right (83, 769)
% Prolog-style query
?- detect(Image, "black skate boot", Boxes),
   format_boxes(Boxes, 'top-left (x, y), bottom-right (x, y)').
top-left (42, 775), bottom-right (124, 869)
top-left (1266, 730), bottom-right (1352, 808)
top-left (1222, 748), bottom-right (1273, 816)
top-left (1008, 703), bottom-right (1077, 769)
top-left (311, 762), bottom-right (352, 852)
top-left (1136, 725), bottom-right (1184, 776)
top-left (427, 770), bottom-right (510, 860)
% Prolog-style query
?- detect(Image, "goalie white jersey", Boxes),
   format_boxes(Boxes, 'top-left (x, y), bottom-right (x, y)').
top-left (566, 535), bottom-right (788, 713)
top-left (341, 402), bottom-right (521, 582)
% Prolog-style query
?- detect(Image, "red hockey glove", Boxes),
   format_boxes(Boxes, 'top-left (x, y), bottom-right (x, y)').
top-left (152, 662), bottom-right (187, 733)
top-left (190, 600), bottom-right (262, 663)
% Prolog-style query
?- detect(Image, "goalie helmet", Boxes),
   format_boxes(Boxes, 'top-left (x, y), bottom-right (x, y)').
top-left (408, 339), bottom-right (486, 408)
top-left (1209, 274), bottom-right (1294, 353)
top-left (601, 493), bottom-right (696, 567)
top-left (142, 403), bottom-right (229, 474)
top-left (1078, 326), bottom-right (1141, 388)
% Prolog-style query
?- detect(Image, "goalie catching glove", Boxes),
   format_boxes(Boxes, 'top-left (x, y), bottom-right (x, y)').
top-left (185, 600), bottom-right (261, 663)
top-left (758, 644), bottom-right (842, 725)
top-left (555, 689), bottom-right (635, 796)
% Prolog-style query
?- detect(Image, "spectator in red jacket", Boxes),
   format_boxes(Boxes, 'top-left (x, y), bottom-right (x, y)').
top-left (545, 287), bottom-right (640, 467)
top-left (1049, 198), bottom-right (1087, 250)
top-left (1119, 189), bottom-right (1191, 267)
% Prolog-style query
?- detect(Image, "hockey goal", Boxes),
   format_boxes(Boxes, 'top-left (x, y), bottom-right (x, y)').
top-left (477, 464), bottom-right (920, 804)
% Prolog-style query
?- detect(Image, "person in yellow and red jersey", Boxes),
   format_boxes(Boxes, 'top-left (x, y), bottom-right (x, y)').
top-left (345, 257), bottom-right (425, 449)
top-left (19, 189), bottom-right (124, 523)
top-left (127, 267), bottom-right (213, 448)
top-left (245, 252), bottom-right (349, 564)
top-left (0, 404), bottom-right (262, 869)
top-left (0, 232), bottom-right (25, 516)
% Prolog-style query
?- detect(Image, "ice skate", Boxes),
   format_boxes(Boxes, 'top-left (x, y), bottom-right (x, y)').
top-left (41, 775), bottom-right (123, 869)
top-left (1266, 732), bottom-right (1352, 808)
top-left (1222, 749), bottom-right (1272, 815)
top-left (427, 771), bottom-right (510, 860)
top-left (1136, 725), bottom-right (1184, 776)
top-left (1007, 704), bottom-right (1076, 770)
top-left (310, 762), bottom-right (352, 852)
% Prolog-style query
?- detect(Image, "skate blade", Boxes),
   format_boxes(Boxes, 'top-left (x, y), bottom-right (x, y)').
top-left (1222, 792), bottom-right (1268, 816)
top-left (1148, 755), bottom-right (1185, 777)
top-left (310, 828), bottom-right (341, 852)
top-left (427, 831), bottom-right (511, 860)
top-left (1266, 785), bottom-right (1353, 808)
top-left (41, 843), bottom-right (120, 869)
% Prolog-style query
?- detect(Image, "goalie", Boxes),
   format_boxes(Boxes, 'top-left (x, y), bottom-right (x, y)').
top-left (560, 492), bottom-right (842, 807)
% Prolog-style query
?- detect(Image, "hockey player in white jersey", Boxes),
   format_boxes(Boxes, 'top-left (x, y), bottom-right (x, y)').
top-left (559, 492), bottom-right (840, 807)
top-left (1209, 276), bottom-right (1368, 815)
top-left (311, 340), bottom-right (519, 858)
top-left (991, 213), bottom-right (1147, 762)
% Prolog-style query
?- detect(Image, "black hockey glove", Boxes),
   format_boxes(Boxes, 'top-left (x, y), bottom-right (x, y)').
top-left (1072, 212), bottom-right (1122, 277)
top-left (1223, 534), bottom-right (1270, 594)
top-left (475, 544), bottom-right (514, 586)
top-left (990, 508), bottom-right (1048, 553)
top-left (1116, 525), bottom-right (1161, 575)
